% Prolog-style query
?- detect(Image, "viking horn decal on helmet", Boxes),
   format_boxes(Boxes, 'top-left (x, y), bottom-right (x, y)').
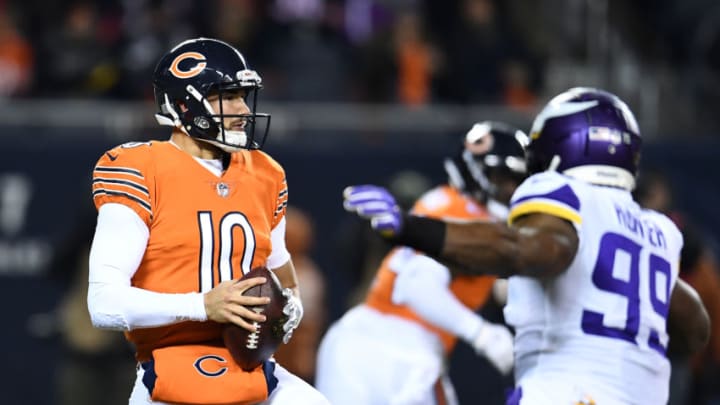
top-left (169, 52), bottom-right (207, 79)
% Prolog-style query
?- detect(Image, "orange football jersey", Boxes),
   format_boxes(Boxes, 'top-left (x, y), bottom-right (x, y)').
top-left (365, 185), bottom-right (496, 353)
top-left (92, 140), bottom-right (288, 362)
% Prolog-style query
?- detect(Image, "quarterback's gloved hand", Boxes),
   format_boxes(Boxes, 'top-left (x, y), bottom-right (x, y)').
top-left (471, 321), bottom-right (514, 375)
top-left (281, 288), bottom-right (303, 344)
top-left (342, 185), bottom-right (403, 236)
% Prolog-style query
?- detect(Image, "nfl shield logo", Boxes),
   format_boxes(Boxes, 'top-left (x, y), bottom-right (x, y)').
top-left (216, 182), bottom-right (229, 198)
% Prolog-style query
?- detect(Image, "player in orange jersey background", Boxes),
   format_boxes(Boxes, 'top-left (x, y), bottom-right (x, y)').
top-left (86, 37), bottom-right (329, 405)
top-left (316, 121), bottom-right (529, 404)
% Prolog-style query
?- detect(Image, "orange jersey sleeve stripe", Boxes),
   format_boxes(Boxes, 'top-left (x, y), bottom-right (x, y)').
top-left (92, 175), bottom-right (149, 197)
top-left (272, 178), bottom-right (288, 229)
top-left (92, 154), bottom-right (153, 224)
top-left (92, 177), bottom-right (149, 195)
top-left (92, 169), bottom-right (152, 214)
top-left (274, 180), bottom-right (288, 216)
top-left (274, 200), bottom-right (287, 216)
top-left (94, 165), bottom-right (145, 178)
top-left (92, 189), bottom-right (152, 214)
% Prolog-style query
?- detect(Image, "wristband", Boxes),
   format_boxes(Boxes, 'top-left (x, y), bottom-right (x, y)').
top-left (390, 214), bottom-right (446, 257)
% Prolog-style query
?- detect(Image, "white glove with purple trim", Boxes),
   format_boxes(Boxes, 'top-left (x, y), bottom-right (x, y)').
top-left (343, 185), bottom-right (403, 237)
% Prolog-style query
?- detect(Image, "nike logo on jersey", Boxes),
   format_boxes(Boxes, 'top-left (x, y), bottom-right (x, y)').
top-left (106, 152), bottom-right (118, 161)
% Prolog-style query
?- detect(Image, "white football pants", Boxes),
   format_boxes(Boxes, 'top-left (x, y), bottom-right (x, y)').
top-left (316, 305), bottom-right (458, 405)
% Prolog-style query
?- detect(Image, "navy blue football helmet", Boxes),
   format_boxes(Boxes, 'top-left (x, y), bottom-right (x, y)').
top-left (444, 121), bottom-right (530, 205)
top-left (527, 87), bottom-right (641, 191)
top-left (152, 37), bottom-right (270, 151)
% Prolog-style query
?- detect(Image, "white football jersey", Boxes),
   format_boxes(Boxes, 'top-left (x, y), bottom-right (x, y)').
top-left (503, 171), bottom-right (682, 405)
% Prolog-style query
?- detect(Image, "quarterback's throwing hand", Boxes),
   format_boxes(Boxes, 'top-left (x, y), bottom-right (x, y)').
top-left (343, 185), bottom-right (403, 236)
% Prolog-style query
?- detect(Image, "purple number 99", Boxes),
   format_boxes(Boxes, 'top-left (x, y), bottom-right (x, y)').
top-left (581, 232), bottom-right (672, 355)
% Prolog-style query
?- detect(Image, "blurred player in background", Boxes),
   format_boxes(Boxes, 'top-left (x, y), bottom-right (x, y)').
top-left (316, 121), bottom-right (529, 404)
top-left (86, 37), bottom-right (328, 404)
top-left (344, 87), bottom-right (711, 404)
top-left (333, 169), bottom-right (433, 310)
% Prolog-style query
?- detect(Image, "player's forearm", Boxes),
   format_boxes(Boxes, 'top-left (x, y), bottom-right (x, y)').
top-left (442, 221), bottom-right (524, 277)
top-left (272, 260), bottom-right (300, 295)
top-left (88, 203), bottom-right (208, 330)
top-left (668, 279), bottom-right (710, 354)
top-left (395, 215), bottom-right (576, 278)
top-left (392, 215), bottom-right (515, 276)
top-left (87, 281), bottom-right (207, 330)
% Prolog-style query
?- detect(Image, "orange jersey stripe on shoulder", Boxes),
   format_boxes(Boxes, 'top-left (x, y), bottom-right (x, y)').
top-left (92, 144), bottom-right (154, 224)
top-left (365, 185), bottom-right (496, 352)
top-left (274, 177), bottom-right (288, 227)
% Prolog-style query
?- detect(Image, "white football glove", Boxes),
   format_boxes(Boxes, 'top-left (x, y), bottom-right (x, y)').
top-left (281, 288), bottom-right (303, 344)
top-left (471, 322), bottom-right (514, 375)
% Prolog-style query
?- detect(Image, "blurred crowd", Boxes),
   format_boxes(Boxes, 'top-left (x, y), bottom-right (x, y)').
top-left (2, 0), bottom-right (718, 132)
top-left (0, 0), bottom-right (543, 107)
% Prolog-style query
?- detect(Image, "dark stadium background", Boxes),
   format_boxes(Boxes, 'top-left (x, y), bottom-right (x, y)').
top-left (0, 0), bottom-right (719, 404)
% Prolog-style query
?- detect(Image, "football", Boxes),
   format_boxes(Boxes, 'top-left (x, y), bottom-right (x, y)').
top-left (222, 266), bottom-right (288, 371)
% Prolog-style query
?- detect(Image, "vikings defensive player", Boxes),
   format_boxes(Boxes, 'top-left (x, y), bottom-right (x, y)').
top-left (318, 122), bottom-right (528, 404)
top-left (343, 88), bottom-right (710, 404)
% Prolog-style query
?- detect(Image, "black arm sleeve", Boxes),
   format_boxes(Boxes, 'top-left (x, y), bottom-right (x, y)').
top-left (389, 214), bottom-right (447, 257)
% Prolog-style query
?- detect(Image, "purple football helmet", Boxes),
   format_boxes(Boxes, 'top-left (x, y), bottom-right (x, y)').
top-left (527, 87), bottom-right (641, 191)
